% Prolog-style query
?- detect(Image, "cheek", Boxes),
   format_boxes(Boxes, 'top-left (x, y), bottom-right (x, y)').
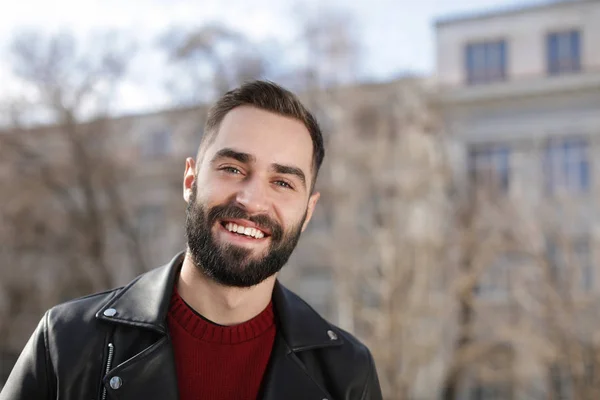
top-left (278, 201), bottom-right (309, 231)
top-left (197, 177), bottom-right (231, 205)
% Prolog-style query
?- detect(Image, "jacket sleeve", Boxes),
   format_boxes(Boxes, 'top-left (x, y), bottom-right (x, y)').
top-left (360, 350), bottom-right (383, 400)
top-left (0, 311), bottom-right (55, 400)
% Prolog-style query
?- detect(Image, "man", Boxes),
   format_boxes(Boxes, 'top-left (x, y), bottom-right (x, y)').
top-left (1, 81), bottom-right (382, 400)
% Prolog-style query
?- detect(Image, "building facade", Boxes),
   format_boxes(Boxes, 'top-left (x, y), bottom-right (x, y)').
top-left (436, 0), bottom-right (600, 398)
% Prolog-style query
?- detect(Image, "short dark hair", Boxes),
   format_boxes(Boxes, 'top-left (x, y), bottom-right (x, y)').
top-left (197, 80), bottom-right (325, 191)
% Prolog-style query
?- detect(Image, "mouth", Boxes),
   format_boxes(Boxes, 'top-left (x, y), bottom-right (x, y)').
top-left (219, 219), bottom-right (271, 240)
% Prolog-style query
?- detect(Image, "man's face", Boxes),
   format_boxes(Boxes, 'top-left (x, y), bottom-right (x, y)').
top-left (183, 106), bottom-right (320, 288)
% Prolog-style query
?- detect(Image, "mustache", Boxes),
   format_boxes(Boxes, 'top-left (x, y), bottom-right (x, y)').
top-left (207, 202), bottom-right (283, 241)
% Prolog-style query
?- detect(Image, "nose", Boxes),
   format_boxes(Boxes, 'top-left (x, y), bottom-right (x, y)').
top-left (235, 177), bottom-right (269, 214)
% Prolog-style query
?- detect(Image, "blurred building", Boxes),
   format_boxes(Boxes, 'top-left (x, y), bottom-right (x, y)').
top-left (436, 0), bottom-right (600, 398)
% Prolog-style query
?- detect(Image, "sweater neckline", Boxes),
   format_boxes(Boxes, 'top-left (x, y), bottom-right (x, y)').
top-left (168, 286), bottom-right (275, 344)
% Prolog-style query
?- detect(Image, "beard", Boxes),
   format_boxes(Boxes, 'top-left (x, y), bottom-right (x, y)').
top-left (184, 182), bottom-right (306, 288)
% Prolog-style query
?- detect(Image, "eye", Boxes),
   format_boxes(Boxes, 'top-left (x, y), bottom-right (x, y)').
top-left (274, 180), bottom-right (293, 189)
top-left (220, 166), bottom-right (242, 175)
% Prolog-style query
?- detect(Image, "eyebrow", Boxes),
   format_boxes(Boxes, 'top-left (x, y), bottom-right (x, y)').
top-left (212, 147), bottom-right (307, 190)
top-left (272, 163), bottom-right (306, 190)
top-left (211, 148), bottom-right (256, 164)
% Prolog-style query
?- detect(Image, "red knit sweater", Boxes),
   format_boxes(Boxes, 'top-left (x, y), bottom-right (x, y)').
top-left (167, 287), bottom-right (276, 400)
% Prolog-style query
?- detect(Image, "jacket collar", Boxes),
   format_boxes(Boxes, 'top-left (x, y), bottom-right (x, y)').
top-left (271, 279), bottom-right (344, 351)
top-left (96, 252), bottom-right (182, 334)
top-left (96, 251), bottom-right (344, 351)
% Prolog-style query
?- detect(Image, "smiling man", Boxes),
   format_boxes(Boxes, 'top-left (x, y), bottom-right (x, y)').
top-left (1, 81), bottom-right (382, 400)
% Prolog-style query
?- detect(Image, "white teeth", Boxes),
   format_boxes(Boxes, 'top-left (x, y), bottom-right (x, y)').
top-left (224, 222), bottom-right (265, 239)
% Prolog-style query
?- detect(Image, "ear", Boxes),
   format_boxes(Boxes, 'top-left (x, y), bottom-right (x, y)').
top-left (301, 192), bottom-right (320, 232)
top-left (183, 157), bottom-right (196, 203)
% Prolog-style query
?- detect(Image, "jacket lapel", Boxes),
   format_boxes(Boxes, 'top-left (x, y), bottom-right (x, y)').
top-left (101, 336), bottom-right (179, 399)
top-left (95, 252), bottom-right (184, 334)
top-left (259, 283), bottom-right (345, 400)
top-left (271, 282), bottom-right (345, 351)
top-left (260, 334), bottom-right (333, 400)
top-left (95, 253), bottom-right (183, 399)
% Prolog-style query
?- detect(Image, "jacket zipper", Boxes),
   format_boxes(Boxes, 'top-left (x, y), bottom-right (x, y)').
top-left (101, 343), bottom-right (115, 400)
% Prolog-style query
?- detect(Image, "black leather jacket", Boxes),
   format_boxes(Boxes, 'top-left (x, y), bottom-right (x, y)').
top-left (1, 253), bottom-right (382, 400)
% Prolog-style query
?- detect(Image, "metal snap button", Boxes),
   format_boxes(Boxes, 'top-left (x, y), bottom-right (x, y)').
top-left (109, 376), bottom-right (122, 389)
top-left (103, 308), bottom-right (117, 317)
top-left (327, 330), bottom-right (338, 340)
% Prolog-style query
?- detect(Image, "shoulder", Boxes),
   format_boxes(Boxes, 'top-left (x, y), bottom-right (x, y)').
top-left (324, 322), bottom-right (376, 375)
top-left (278, 286), bottom-right (380, 398)
top-left (331, 324), bottom-right (373, 359)
top-left (275, 282), bottom-right (375, 369)
top-left (45, 287), bottom-right (123, 332)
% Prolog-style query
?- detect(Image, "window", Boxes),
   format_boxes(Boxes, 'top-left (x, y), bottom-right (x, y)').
top-left (547, 239), bottom-right (568, 289)
top-left (547, 238), bottom-right (591, 292)
top-left (547, 237), bottom-right (593, 292)
top-left (549, 364), bottom-right (572, 399)
top-left (142, 129), bottom-right (171, 158)
top-left (16, 152), bottom-right (43, 176)
top-left (475, 253), bottom-right (522, 301)
top-left (576, 239), bottom-right (593, 292)
top-left (465, 40), bottom-right (507, 85)
top-left (468, 145), bottom-right (510, 193)
top-left (470, 383), bottom-right (511, 400)
top-left (544, 138), bottom-right (590, 195)
top-left (475, 262), bottom-right (510, 301)
top-left (547, 30), bottom-right (581, 75)
top-left (470, 347), bottom-right (514, 399)
top-left (354, 105), bottom-right (380, 139)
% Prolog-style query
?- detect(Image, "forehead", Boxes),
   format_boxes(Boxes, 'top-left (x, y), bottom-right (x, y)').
top-left (206, 106), bottom-right (314, 172)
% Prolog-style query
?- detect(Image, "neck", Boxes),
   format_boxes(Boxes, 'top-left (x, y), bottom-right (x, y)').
top-left (177, 251), bottom-right (276, 326)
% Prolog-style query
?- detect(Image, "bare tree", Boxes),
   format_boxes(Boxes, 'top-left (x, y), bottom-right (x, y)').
top-left (496, 199), bottom-right (600, 399)
top-left (317, 79), bottom-right (537, 399)
top-left (439, 169), bottom-right (600, 399)
top-left (159, 23), bottom-right (268, 105)
top-left (291, 6), bottom-right (361, 90)
top-left (321, 81), bottom-right (448, 398)
top-left (0, 29), bottom-right (148, 369)
top-left (441, 190), bottom-right (523, 400)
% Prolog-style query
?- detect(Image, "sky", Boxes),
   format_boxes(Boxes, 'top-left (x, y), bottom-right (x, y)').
top-left (0, 0), bottom-right (536, 114)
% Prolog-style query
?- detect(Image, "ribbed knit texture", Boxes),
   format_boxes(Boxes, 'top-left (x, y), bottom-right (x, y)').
top-left (167, 286), bottom-right (276, 400)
